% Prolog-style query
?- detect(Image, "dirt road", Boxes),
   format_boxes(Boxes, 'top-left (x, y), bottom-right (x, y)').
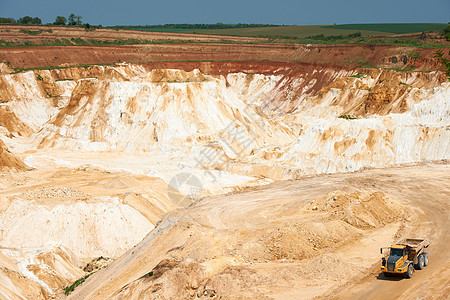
top-left (67, 163), bottom-right (449, 299)
top-left (327, 164), bottom-right (450, 300)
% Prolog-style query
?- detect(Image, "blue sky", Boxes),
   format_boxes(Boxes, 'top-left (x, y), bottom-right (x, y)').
top-left (1, 0), bottom-right (449, 26)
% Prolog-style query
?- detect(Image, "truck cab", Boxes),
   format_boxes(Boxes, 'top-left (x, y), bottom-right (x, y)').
top-left (381, 245), bottom-right (409, 274)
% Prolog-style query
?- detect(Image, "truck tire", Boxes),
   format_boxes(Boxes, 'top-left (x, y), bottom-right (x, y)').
top-left (415, 254), bottom-right (424, 270)
top-left (405, 263), bottom-right (414, 278)
top-left (423, 253), bottom-right (429, 266)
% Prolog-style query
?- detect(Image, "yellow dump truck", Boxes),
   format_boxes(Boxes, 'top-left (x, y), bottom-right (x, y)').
top-left (380, 238), bottom-right (429, 278)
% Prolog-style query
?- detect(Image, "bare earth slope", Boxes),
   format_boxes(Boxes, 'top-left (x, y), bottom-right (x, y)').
top-left (67, 163), bottom-right (450, 299)
top-left (0, 61), bottom-right (447, 298)
top-left (0, 138), bottom-right (27, 170)
top-left (0, 44), bottom-right (443, 72)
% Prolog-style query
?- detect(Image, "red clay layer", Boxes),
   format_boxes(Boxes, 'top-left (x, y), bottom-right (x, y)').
top-left (0, 43), bottom-right (444, 72)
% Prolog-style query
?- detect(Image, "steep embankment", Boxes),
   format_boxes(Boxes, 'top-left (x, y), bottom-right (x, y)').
top-left (2, 64), bottom-right (447, 175)
top-left (0, 167), bottom-right (180, 258)
top-left (0, 243), bottom-right (85, 299)
top-left (0, 43), bottom-right (444, 71)
top-left (0, 139), bottom-right (27, 170)
top-left (0, 166), bottom-right (180, 298)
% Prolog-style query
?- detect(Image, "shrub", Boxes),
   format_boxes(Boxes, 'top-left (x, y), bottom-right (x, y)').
top-left (64, 273), bottom-right (92, 295)
top-left (20, 29), bottom-right (43, 35)
top-left (339, 114), bottom-right (358, 120)
top-left (434, 49), bottom-right (450, 80)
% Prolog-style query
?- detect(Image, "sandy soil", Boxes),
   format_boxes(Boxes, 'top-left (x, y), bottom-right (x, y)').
top-left (66, 163), bottom-right (449, 299)
top-left (0, 42), bottom-right (443, 72)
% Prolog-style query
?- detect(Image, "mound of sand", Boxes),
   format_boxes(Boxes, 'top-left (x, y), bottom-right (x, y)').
top-left (305, 191), bottom-right (405, 229)
top-left (0, 199), bottom-right (153, 258)
top-left (264, 220), bottom-right (362, 261)
top-left (0, 139), bottom-right (27, 170)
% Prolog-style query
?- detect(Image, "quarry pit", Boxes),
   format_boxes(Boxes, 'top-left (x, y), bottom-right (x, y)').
top-left (0, 30), bottom-right (448, 299)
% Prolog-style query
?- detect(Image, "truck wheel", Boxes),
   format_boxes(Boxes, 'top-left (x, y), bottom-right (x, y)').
top-left (415, 254), bottom-right (424, 270)
top-left (423, 253), bottom-right (429, 266)
top-left (405, 263), bottom-right (414, 278)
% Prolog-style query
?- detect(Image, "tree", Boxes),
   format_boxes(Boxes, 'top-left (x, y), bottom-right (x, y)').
top-left (68, 14), bottom-right (82, 25)
top-left (17, 16), bottom-right (33, 24)
top-left (31, 17), bottom-right (42, 24)
top-left (0, 18), bottom-right (16, 24)
top-left (75, 15), bottom-right (82, 25)
top-left (54, 16), bottom-right (67, 25)
top-left (68, 14), bottom-right (76, 25)
top-left (16, 16), bottom-right (41, 24)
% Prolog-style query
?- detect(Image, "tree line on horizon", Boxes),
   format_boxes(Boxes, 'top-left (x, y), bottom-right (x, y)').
top-left (0, 14), bottom-right (85, 26)
top-left (0, 16), bottom-right (281, 29)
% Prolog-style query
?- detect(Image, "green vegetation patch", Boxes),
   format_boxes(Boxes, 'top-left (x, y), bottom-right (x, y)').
top-left (339, 114), bottom-right (358, 120)
top-left (408, 51), bottom-right (422, 59)
top-left (434, 49), bottom-right (450, 80)
top-left (306, 32), bottom-right (361, 41)
top-left (349, 72), bottom-right (367, 78)
top-left (19, 29), bottom-right (52, 35)
top-left (321, 23), bottom-right (448, 34)
top-left (443, 26), bottom-right (450, 41)
top-left (185, 25), bottom-right (389, 38)
top-left (64, 273), bottom-right (93, 295)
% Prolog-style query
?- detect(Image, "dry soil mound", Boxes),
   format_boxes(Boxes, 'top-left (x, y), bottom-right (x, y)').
top-left (305, 190), bottom-right (405, 228)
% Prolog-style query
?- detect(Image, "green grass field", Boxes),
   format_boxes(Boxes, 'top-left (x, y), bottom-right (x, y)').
top-left (132, 23), bottom-right (448, 38)
top-left (321, 23), bottom-right (448, 34)
top-left (1, 23), bottom-right (447, 50)
top-left (189, 25), bottom-right (389, 38)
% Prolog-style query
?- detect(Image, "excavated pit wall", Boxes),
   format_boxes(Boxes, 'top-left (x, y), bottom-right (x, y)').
top-left (0, 63), bottom-right (448, 299)
top-left (0, 64), bottom-right (447, 179)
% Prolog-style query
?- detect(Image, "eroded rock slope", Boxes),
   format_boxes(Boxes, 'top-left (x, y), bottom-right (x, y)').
top-left (0, 62), bottom-right (448, 298)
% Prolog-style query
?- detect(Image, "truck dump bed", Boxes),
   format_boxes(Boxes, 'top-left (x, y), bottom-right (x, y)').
top-left (396, 238), bottom-right (429, 251)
